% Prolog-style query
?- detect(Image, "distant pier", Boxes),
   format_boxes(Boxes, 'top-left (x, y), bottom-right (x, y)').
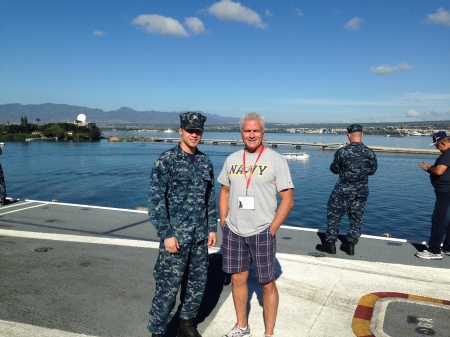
top-left (108, 136), bottom-right (440, 155)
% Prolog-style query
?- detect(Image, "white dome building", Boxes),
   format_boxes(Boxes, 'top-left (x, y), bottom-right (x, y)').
top-left (76, 114), bottom-right (87, 124)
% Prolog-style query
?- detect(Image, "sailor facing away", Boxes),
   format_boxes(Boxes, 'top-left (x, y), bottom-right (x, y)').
top-left (316, 124), bottom-right (377, 256)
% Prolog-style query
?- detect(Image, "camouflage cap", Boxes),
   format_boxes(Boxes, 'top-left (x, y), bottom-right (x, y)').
top-left (347, 124), bottom-right (363, 133)
top-left (180, 112), bottom-right (206, 131)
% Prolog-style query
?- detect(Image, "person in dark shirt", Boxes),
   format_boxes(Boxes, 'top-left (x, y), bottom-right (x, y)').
top-left (316, 124), bottom-right (377, 256)
top-left (0, 147), bottom-right (8, 205)
top-left (417, 131), bottom-right (450, 260)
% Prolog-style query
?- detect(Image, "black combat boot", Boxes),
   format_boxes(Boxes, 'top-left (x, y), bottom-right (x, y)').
top-left (340, 242), bottom-right (355, 256)
top-left (315, 242), bottom-right (336, 254)
top-left (177, 319), bottom-right (201, 337)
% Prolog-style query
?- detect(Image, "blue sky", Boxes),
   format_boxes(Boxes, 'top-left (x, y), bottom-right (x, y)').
top-left (1, 1), bottom-right (449, 123)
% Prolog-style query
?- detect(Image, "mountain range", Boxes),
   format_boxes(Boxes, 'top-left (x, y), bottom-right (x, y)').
top-left (0, 103), bottom-right (240, 126)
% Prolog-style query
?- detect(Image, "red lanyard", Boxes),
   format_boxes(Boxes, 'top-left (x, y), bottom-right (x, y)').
top-left (243, 145), bottom-right (265, 192)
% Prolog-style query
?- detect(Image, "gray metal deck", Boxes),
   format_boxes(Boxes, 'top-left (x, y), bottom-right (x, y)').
top-left (1, 199), bottom-right (449, 336)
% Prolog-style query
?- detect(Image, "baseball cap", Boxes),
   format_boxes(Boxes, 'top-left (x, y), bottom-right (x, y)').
top-left (429, 131), bottom-right (447, 146)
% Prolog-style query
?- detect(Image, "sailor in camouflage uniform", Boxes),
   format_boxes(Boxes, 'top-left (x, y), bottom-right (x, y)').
top-left (147, 112), bottom-right (217, 337)
top-left (316, 124), bottom-right (377, 256)
top-left (0, 148), bottom-right (8, 205)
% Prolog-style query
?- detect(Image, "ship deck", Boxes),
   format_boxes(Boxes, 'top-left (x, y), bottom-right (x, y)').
top-left (1, 199), bottom-right (449, 337)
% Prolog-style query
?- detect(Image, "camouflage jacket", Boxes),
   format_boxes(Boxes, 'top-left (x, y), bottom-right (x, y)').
top-left (330, 142), bottom-right (377, 197)
top-left (148, 144), bottom-right (217, 243)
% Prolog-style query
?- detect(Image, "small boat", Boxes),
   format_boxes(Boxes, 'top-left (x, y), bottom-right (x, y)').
top-left (409, 131), bottom-right (429, 136)
top-left (0, 142), bottom-right (4, 147)
top-left (282, 153), bottom-right (310, 160)
top-left (162, 129), bottom-right (174, 133)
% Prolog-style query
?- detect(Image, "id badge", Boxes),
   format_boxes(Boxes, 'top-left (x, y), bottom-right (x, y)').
top-left (238, 195), bottom-right (255, 210)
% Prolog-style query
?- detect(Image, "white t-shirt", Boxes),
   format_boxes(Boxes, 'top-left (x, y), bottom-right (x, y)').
top-left (217, 147), bottom-right (294, 236)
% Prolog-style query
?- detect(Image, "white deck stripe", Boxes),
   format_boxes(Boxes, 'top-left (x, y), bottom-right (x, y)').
top-left (0, 229), bottom-right (222, 253)
top-left (0, 319), bottom-right (96, 337)
top-left (0, 203), bottom-right (46, 215)
top-left (0, 200), bottom-right (35, 211)
top-left (0, 200), bottom-right (34, 207)
top-left (0, 229), bottom-right (159, 248)
top-left (282, 224), bottom-right (428, 245)
top-left (24, 199), bottom-right (148, 213)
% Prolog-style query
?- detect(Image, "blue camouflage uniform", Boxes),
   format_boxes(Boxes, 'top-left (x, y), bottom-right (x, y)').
top-left (147, 143), bottom-right (217, 335)
top-left (326, 140), bottom-right (377, 244)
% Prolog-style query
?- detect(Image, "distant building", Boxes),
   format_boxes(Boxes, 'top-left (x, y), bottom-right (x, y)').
top-left (75, 114), bottom-right (87, 126)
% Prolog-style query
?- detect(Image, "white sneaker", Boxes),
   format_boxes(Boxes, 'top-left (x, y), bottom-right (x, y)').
top-left (415, 250), bottom-right (442, 260)
top-left (222, 324), bottom-right (251, 337)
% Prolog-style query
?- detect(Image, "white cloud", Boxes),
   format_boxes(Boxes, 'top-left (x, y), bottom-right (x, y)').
top-left (92, 30), bottom-right (106, 37)
top-left (344, 17), bottom-right (362, 31)
top-left (295, 8), bottom-right (304, 17)
top-left (207, 0), bottom-right (267, 28)
top-left (185, 17), bottom-right (205, 34)
top-left (132, 14), bottom-right (188, 37)
top-left (406, 109), bottom-right (420, 117)
top-left (422, 7), bottom-right (450, 26)
top-left (265, 9), bottom-right (273, 17)
top-left (371, 63), bottom-right (414, 75)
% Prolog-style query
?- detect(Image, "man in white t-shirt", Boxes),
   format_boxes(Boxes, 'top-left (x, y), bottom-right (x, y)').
top-left (217, 112), bottom-right (295, 337)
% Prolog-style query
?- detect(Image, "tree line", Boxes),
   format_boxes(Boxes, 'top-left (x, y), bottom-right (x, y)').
top-left (0, 116), bottom-right (102, 142)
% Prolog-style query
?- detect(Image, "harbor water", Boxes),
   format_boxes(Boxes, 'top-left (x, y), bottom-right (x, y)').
top-left (0, 132), bottom-right (440, 243)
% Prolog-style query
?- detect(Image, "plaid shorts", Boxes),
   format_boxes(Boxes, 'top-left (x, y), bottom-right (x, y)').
top-left (222, 222), bottom-right (276, 284)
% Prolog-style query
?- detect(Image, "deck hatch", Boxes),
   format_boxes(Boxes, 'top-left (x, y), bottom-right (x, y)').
top-left (35, 247), bottom-right (53, 252)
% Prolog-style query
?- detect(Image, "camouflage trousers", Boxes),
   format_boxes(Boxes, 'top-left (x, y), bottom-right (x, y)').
top-left (0, 164), bottom-right (6, 198)
top-left (326, 191), bottom-right (367, 244)
top-left (148, 239), bottom-right (208, 334)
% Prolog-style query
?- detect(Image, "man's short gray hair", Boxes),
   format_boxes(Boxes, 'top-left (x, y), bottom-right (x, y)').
top-left (239, 112), bottom-right (265, 131)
